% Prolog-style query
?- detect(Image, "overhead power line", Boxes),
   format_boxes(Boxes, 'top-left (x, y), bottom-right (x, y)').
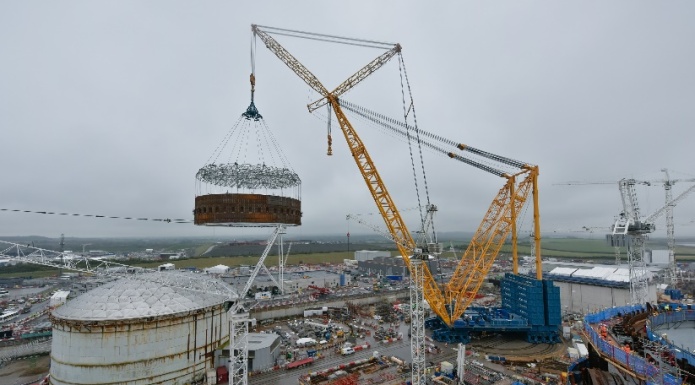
top-left (0, 208), bottom-right (192, 224)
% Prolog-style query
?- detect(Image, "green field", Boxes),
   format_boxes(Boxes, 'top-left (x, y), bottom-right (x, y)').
top-left (128, 251), bottom-right (360, 270)
top-left (501, 238), bottom-right (695, 260)
top-left (3, 237), bottom-right (695, 279)
top-left (0, 251), bottom-right (361, 279)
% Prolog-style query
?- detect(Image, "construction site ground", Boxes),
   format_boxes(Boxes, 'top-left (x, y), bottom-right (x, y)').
top-left (468, 333), bottom-right (573, 385)
top-left (249, 314), bottom-right (572, 385)
top-left (0, 353), bottom-right (50, 385)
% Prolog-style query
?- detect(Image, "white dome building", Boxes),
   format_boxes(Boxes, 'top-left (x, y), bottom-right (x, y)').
top-left (49, 273), bottom-right (236, 385)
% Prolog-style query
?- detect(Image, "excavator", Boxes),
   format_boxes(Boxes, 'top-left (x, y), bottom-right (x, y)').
top-left (251, 24), bottom-right (542, 329)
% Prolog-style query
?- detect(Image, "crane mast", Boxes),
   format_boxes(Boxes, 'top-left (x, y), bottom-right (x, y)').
top-left (613, 179), bottom-right (652, 305)
top-left (228, 225), bottom-right (286, 385)
top-left (329, 96), bottom-right (451, 323)
top-left (663, 168), bottom-right (676, 284)
top-left (657, 169), bottom-right (695, 284)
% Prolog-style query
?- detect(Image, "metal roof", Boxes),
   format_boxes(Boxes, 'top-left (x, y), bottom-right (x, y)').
top-left (51, 290), bottom-right (71, 300)
top-left (53, 273), bottom-right (234, 321)
top-left (247, 333), bottom-right (279, 350)
top-left (548, 265), bottom-right (648, 283)
top-left (546, 264), bottom-right (653, 288)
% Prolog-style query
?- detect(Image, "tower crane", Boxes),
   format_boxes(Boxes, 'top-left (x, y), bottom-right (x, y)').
top-left (557, 172), bottom-right (695, 287)
top-left (251, 24), bottom-right (542, 384)
top-left (228, 224), bottom-right (285, 385)
top-left (655, 169), bottom-right (695, 284)
top-left (611, 179), bottom-right (695, 304)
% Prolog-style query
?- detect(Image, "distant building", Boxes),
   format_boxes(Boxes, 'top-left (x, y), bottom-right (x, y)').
top-left (358, 255), bottom-right (409, 277)
top-left (205, 264), bottom-right (230, 275)
top-left (159, 252), bottom-right (183, 260)
top-left (354, 250), bottom-right (390, 262)
top-left (158, 263), bottom-right (175, 271)
top-left (646, 249), bottom-right (670, 265)
top-left (50, 290), bottom-right (71, 308)
top-left (543, 263), bottom-right (658, 314)
top-left (343, 259), bottom-right (358, 268)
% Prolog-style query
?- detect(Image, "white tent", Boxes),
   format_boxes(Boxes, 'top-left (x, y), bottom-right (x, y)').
top-left (205, 264), bottom-right (230, 275)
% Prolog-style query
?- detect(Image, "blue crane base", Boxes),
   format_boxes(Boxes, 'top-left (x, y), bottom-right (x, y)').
top-left (426, 274), bottom-right (562, 344)
top-left (426, 312), bottom-right (560, 344)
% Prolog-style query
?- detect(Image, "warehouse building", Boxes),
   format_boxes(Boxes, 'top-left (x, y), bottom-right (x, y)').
top-left (353, 250), bottom-right (390, 262)
top-left (224, 269), bottom-right (351, 295)
top-left (247, 333), bottom-right (281, 371)
top-left (357, 255), bottom-right (442, 277)
top-left (358, 256), bottom-right (407, 276)
top-left (544, 264), bottom-right (658, 314)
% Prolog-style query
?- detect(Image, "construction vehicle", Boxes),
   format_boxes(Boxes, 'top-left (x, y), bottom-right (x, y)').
top-left (307, 285), bottom-right (331, 299)
top-left (340, 346), bottom-right (355, 356)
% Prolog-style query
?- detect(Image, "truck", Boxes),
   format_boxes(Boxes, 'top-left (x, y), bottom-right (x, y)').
top-left (340, 347), bottom-right (355, 355)
top-left (296, 338), bottom-right (317, 347)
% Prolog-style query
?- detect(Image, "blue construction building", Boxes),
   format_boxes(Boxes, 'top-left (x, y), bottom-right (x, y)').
top-left (426, 273), bottom-right (561, 344)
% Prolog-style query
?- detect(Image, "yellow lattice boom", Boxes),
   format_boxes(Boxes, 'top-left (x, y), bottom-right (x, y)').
top-left (252, 25), bottom-right (542, 327)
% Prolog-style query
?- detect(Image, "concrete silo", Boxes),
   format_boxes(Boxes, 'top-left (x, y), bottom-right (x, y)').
top-left (49, 274), bottom-right (233, 385)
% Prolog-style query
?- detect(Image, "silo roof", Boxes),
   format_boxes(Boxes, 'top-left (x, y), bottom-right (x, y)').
top-left (53, 273), bottom-right (235, 321)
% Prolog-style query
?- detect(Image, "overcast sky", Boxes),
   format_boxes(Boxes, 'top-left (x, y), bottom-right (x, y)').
top-left (1, 1), bottom-right (695, 242)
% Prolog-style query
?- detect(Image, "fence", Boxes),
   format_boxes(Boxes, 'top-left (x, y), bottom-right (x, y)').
top-left (647, 309), bottom-right (695, 367)
top-left (583, 305), bottom-right (681, 385)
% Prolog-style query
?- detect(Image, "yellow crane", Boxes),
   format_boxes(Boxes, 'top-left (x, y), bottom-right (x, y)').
top-left (251, 25), bottom-right (542, 327)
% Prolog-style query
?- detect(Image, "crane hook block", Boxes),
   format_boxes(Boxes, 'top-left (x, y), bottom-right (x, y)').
top-left (327, 134), bottom-right (333, 156)
top-left (250, 73), bottom-right (256, 89)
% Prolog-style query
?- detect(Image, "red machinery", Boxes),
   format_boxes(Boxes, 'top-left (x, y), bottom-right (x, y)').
top-left (307, 285), bottom-right (330, 299)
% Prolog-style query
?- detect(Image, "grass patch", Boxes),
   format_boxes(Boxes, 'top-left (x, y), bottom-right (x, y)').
top-left (128, 251), bottom-right (362, 270)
